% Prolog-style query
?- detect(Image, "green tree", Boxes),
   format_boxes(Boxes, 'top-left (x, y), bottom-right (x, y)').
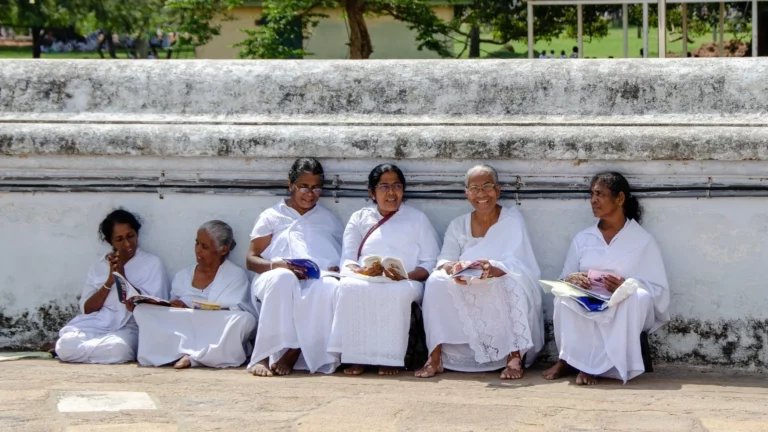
top-left (2, 0), bottom-right (78, 58)
top-left (235, 0), bottom-right (455, 59)
top-left (453, 1), bottom-right (570, 58)
top-left (163, 0), bottom-right (242, 54)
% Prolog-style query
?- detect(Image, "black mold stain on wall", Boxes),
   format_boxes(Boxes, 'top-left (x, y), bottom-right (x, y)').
top-left (0, 301), bottom-right (78, 350)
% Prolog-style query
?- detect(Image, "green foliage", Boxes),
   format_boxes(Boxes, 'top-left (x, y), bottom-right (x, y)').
top-left (163, 0), bottom-right (242, 47)
top-left (235, 0), bottom-right (334, 59)
top-left (564, 5), bottom-right (612, 42)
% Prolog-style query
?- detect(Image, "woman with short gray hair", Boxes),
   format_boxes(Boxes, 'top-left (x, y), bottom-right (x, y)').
top-left (416, 165), bottom-right (544, 380)
top-left (133, 220), bottom-right (257, 369)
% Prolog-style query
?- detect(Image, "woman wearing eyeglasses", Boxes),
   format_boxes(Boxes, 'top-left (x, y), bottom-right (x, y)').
top-left (246, 157), bottom-right (344, 377)
top-left (328, 163), bottom-right (441, 376)
top-left (415, 165), bottom-right (543, 380)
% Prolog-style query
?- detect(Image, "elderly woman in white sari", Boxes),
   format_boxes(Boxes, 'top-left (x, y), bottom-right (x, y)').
top-left (329, 163), bottom-right (441, 376)
top-left (416, 165), bottom-right (543, 380)
top-left (56, 210), bottom-right (169, 364)
top-left (542, 172), bottom-right (670, 385)
top-left (133, 220), bottom-right (256, 369)
top-left (247, 157), bottom-right (344, 377)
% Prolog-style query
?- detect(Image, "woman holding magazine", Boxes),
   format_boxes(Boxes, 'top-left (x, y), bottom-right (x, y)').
top-left (416, 165), bottom-right (543, 380)
top-left (133, 220), bottom-right (256, 369)
top-left (247, 157), bottom-right (344, 377)
top-left (328, 163), bottom-right (441, 376)
top-left (542, 172), bottom-right (670, 385)
top-left (56, 209), bottom-right (169, 364)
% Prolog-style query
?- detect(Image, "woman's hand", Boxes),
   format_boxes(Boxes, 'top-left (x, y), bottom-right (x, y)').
top-left (474, 259), bottom-right (505, 280)
top-left (603, 275), bottom-right (626, 293)
top-left (327, 266), bottom-right (340, 273)
top-left (107, 252), bottom-right (125, 278)
top-left (564, 272), bottom-right (591, 289)
top-left (383, 266), bottom-right (406, 281)
top-left (272, 260), bottom-right (308, 280)
top-left (355, 262), bottom-right (384, 277)
top-left (125, 298), bottom-right (136, 312)
top-left (441, 262), bottom-right (457, 275)
top-left (170, 299), bottom-right (188, 308)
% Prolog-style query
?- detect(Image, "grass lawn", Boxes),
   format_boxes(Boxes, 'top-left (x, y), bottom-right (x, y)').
top-left (0, 45), bottom-right (196, 60)
top-left (455, 26), bottom-right (744, 58)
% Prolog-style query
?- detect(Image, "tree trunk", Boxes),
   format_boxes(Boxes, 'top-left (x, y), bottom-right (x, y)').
top-left (468, 25), bottom-right (480, 58)
top-left (759, 3), bottom-right (768, 56)
top-left (344, 0), bottom-right (373, 59)
top-left (32, 27), bottom-right (42, 59)
top-left (106, 34), bottom-right (117, 59)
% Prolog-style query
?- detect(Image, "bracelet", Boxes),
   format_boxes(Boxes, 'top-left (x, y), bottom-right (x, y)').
top-left (101, 284), bottom-right (110, 291)
top-left (270, 261), bottom-right (274, 270)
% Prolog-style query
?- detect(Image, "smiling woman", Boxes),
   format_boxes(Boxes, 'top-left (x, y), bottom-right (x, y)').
top-left (246, 157), bottom-right (345, 377)
top-left (417, 165), bottom-right (544, 380)
top-left (328, 163), bottom-right (441, 376)
top-left (55, 209), bottom-right (170, 364)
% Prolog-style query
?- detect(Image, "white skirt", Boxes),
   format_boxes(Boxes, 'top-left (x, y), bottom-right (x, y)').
top-left (248, 268), bottom-right (340, 374)
top-left (328, 276), bottom-right (423, 367)
top-left (422, 271), bottom-right (537, 372)
top-left (133, 304), bottom-right (256, 368)
top-left (56, 324), bottom-right (138, 364)
top-left (553, 288), bottom-right (656, 383)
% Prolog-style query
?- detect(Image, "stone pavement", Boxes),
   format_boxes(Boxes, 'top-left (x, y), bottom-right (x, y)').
top-left (1, 359), bottom-right (767, 431)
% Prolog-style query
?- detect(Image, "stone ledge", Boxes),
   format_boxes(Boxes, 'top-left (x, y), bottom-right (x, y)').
top-left (2, 123), bottom-right (768, 160)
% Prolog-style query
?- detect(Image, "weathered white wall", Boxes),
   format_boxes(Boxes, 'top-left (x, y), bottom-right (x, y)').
top-left (1, 59), bottom-right (768, 368)
top-left (3, 177), bottom-right (768, 367)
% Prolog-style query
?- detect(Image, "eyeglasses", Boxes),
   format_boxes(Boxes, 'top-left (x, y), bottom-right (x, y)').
top-left (292, 185), bottom-right (323, 195)
top-left (466, 183), bottom-right (497, 195)
top-left (376, 183), bottom-right (404, 193)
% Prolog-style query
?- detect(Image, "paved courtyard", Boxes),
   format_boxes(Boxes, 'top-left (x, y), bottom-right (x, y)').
top-left (1, 359), bottom-right (767, 431)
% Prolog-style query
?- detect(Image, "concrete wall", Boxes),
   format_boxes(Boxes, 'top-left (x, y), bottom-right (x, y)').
top-left (197, 5), bottom-right (454, 60)
top-left (1, 59), bottom-right (768, 369)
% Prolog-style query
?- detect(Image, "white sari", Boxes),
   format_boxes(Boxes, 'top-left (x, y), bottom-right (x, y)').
top-left (328, 204), bottom-right (441, 367)
top-left (133, 259), bottom-right (256, 368)
top-left (56, 249), bottom-right (169, 364)
top-left (555, 219), bottom-right (669, 383)
top-left (423, 207), bottom-right (543, 371)
top-left (247, 200), bottom-right (344, 374)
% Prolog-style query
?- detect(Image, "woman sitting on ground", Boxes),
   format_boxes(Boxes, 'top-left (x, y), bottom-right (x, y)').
top-left (328, 163), bottom-right (441, 376)
top-left (56, 209), bottom-right (169, 364)
top-left (247, 157), bottom-right (344, 377)
top-left (133, 220), bottom-right (256, 369)
top-left (542, 172), bottom-right (670, 385)
top-left (417, 164), bottom-right (544, 380)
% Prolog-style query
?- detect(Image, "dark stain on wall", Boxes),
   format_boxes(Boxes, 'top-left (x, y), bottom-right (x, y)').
top-left (0, 301), bottom-right (78, 350)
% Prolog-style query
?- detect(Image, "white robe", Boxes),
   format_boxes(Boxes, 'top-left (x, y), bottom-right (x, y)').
top-left (423, 207), bottom-right (543, 371)
top-left (247, 200), bottom-right (344, 374)
top-left (328, 204), bottom-right (441, 367)
top-left (554, 219), bottom-right (670, 383)
top-left (56, 249), bottom-right (169, 364)
top-left (133, 259), bottom-right (257, 368)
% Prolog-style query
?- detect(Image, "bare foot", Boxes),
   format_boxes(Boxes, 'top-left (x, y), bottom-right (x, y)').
top-left (271, 348), bottom-right (301, 376)
top-left (344, 364), bottom-right (365, 375)
top-left (174, 355), bottom-right (192, 370)
top-left (500, 354), bottom-right (523, 380)
top-left (250, 359), bottom-right (274, 377)
top-left (414, 360), bottom-right (444, 378)
top-left (576, 371), bottom-right (598, 386)
top-left (542, 360), bottom-right (572, 380)
top-left (378, 367), bottom-right (400, 376)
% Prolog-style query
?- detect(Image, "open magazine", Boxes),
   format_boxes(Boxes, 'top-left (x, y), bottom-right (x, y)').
top-left (191, 301), bottom-right (222, 310)
top-left (112, 272), bottom-right (170, 307)
top-left (284, 259), bottom-right (340, 279)
top-left (363, 255), bottom-right (409, 280)
top-left (451, 261), bottom-right (484, 280)
top-left (539, 279), bottom-right (612, 312)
